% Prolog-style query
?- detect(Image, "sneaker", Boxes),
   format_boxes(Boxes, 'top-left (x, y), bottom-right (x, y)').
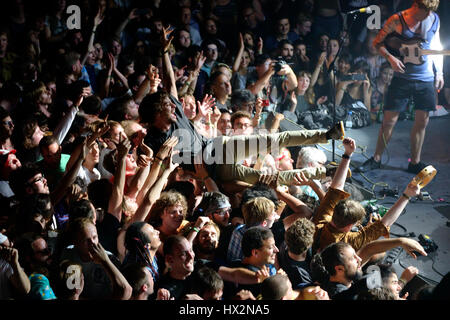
top-left (325, 161), bottom-right (352, 178)
top-left (407, 162), bottom-right (427, 174)
top-left (326, 121), bottom-right (345, 140)
top-left (356, 157), bottom-right (381, 173)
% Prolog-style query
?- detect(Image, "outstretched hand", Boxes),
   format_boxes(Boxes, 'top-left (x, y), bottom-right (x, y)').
top-left (160, 25), bottom-right (174, 53)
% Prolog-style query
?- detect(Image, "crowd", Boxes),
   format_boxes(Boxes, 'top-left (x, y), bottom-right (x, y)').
top-left (0, 0), bottom-right (449, 301)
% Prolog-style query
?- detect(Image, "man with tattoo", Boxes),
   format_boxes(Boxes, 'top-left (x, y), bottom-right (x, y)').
top-left (358, 0), bottom-right (444, 174)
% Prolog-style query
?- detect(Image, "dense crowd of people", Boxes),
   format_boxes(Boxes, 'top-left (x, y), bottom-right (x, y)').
top-left (0, 0), bottom-right (449, 301)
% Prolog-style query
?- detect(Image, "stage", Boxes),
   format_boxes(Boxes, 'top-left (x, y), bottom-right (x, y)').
top-left (317, 111), bottom-right (450, 288)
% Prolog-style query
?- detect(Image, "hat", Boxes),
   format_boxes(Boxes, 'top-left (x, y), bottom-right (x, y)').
top-left (28, 273), bottom-right (57, 300)
top-left (200, 192), bottom-right (231, 216)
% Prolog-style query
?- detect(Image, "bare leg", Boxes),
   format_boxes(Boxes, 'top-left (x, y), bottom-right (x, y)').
top-left (373, 111), bottom-right (400, 162)
top-left (410, 110), bottom-right (430, 164)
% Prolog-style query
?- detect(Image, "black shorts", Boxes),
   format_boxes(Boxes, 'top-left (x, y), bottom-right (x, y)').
top-left (384, 77), bottom-right (437, 113)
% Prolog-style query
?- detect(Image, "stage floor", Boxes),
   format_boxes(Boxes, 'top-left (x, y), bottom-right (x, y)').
top-left (317, 113), bottom-right (450, 287)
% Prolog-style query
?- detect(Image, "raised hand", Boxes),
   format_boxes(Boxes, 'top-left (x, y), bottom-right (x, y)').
top-left (195, 51), bottom-right (206, 72)
top-left (146, 64), bottom-right (161, 93)
top-left (116, 132), bottom-right (132, 159)
top-left (94, 7), bottom-right (105, 27)
top-left (294, 171), bottom-right (312, 186)
top-left (196, 94), bottom-right (216, 118)
top-left (156, 136), bottom-right (179, 161)
top-left (403, 182), bottom-right (420, 199)
top-left (342, 137), bottom-right (356, 156)
top-left (160, 25), bottom-right (174, 53)
top-left (400, 266), bottom-right (419, 283)
top-left (128, 8), bottom-right (139, 20)
top-left (258, 171), bottom-right (280, 190)
top-left (74, 86), bottom-right (92, 107)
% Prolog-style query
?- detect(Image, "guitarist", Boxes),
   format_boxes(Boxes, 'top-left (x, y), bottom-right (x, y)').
top-left (358, 0), bottom-right (444, 174)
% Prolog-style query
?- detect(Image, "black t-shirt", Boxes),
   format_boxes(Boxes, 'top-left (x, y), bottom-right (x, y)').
top-left (143, 94), bottom-right (211, 173)
top-left (277, 243), bottom-right (313, 289)
top-left (97, 213), bottom-right (121, 256)
top-left (322, 281), bottom-right (350, 299)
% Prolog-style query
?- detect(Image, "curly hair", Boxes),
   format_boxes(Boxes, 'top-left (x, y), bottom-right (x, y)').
top-left (148, 191), bottom-right (188, 227)
top-left (285, 218), bottom-right (315, 255)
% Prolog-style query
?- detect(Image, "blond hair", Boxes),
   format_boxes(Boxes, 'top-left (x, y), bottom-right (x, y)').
top-left (242, 197), bottom-right (275, 226)
top-left (414, 0), bottom-right (439, 11)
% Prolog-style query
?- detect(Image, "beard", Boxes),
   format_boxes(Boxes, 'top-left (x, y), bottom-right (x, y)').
top-left (346, 268), bottom-right (363, 282)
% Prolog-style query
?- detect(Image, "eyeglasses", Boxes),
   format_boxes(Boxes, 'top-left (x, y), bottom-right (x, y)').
top-left (28, 174), bottom-right (45, 185)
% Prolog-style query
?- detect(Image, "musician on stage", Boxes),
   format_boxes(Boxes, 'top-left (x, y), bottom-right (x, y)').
top-left (358, 0), bottom-right (444, 174)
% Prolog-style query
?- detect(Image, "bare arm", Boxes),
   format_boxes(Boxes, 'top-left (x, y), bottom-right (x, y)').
top-left (160, 26), bottom-right (178, 99)
top-left (232, 33), bottom-right (245, 73)
top-left (381, 183), bottom-right (420, 228)
top-left (0, 247), bottom-right (30, 296)
top-left (108, 134), bottom-right (132, 223)
top-left (310, 52), bottom-right (326, 88)
top-left (81, 10), bottom-right (104, 67)
top-left (88, 241), bottom-right (132, 300)
top-left (51, 138), bottom-right (88, 205)
top-left (113, 9), bottom-right (138, 42)
top-left (357, 237), bottom-right (427, 266)
top-left (330, 137), bottom-right (355, 190)
top-left (374, 14), bottom-right (405, 73)
top-left (247, 66), bottom-right (274, 96)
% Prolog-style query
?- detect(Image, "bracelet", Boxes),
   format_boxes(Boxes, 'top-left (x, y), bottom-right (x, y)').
top-left (160, 162), bottom-right (165, 170)
top-left (202, 176), bottom-right (210, 181)
top-left (402, 193), bottom-right (410, 200)
top-left (342, 153), bottom-right (351, 159)
top-left (155, 156), bottom-right (163, 162)
top-left (191, 226), bottom-right (200, 233)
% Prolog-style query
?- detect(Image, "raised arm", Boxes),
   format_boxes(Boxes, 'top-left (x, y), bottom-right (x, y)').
top-left (232, 33), bottom-right (245, 73)
top-left (51, 137), bottom-right (89, 205)
top-left (108, 133), bottom-right (132, 223)
top-left (380, 183), bottom-right (420, 228)
top-left (310, 52), bottom-right (327, 88)
top-left (330, 137), bottom-right (355, 190)
top-left (132, 140), bottom-right (179, 223)
top-left (134, 136), bottom-right (178, 206)
top-left (160, 25), bottom-right (177, 99)
top-left (81, 9), bottom-right (104, 67)
top-left (53, 86), bottom-right (91, 145)
top-left (113, 8), bottom-right (139, 43)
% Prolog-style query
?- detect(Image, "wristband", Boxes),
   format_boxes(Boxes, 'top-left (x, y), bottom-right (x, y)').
top-left (342, 153), bottom-right (351, 159)
top-left (402, 193), bottom-right (410, 200)
top-left (202, 176), bottom-right (210, 181)
top-left (191, 226), bottom-right (200, 233)
top-left (155, 156), bottom-right (163, 162)
top-left (398, 278), bottom-right (406, 287)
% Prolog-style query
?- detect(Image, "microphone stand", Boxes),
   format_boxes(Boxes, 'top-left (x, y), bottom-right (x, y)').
top-left (327, 12), bottom-right (359, 162)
